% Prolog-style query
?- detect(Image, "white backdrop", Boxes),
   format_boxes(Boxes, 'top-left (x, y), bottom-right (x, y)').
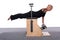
top-left (0, 0), bottom-right (60, 28)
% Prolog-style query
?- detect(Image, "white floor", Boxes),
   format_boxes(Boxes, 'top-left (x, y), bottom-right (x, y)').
top-left (42, 32), bottom-right (50, 36)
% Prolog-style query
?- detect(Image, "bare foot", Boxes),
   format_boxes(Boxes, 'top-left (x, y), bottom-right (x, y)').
top-left (8, 17), bottom-right (11, 20)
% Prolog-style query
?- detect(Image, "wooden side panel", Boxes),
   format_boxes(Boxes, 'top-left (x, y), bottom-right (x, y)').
top-left (26, 19), bottom-right (43, 36)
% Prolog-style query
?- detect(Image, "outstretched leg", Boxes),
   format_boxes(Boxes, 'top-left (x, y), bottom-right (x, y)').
top-left (8, 11), bottom-right (31, 21)
top-left (8, 13), bottom-right (27, 20)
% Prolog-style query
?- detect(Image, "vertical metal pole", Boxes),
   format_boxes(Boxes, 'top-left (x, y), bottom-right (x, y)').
top-left (29, 3), bottom-right (33, 32)
top-left (31, 5), bottom-right (33, 32)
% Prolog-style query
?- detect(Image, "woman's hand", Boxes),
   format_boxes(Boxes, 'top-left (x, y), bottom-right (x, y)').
top-left (41, 24), bottom-right (47, 30)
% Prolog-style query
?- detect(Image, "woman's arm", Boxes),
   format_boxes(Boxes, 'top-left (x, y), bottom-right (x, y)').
top-left (42, 17), bottom-right (44, 24)
top-left (41, 17), bottom-right (47, 30)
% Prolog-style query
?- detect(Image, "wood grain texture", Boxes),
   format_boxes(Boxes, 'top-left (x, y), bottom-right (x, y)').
top-left (26, 19), bottom-right (43, 36)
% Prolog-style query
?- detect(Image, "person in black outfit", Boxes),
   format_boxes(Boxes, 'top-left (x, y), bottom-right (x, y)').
top-left (8, 4), bottom-right (53, 30)
top-left (8, 9), bottom-right (46, 20)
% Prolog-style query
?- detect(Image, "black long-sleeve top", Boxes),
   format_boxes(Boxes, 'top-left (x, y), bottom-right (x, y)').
top-left (25, 9), bottom-right (46, 19)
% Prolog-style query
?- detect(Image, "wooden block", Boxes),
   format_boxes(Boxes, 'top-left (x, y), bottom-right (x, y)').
top-left (26, 19), bottom-right (43, 36)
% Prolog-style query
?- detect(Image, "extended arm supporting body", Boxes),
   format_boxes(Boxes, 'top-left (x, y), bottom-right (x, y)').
top-left (42, 17), bottom-right (44, 24)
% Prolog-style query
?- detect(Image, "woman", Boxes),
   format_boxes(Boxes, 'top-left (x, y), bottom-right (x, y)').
top-left (8, 4), bottom-right (53, 30)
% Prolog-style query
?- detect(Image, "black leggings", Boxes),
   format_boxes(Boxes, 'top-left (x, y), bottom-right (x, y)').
top-left (10, 11), bottom-right (41, 20)
top-left (10, 13), bottom-right (28, 20)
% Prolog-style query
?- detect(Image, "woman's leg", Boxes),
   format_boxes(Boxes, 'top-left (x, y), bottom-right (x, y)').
top-left (8, 11), bottom-right (31, 20)
top-left (8, 13), bottom-right (27, 20)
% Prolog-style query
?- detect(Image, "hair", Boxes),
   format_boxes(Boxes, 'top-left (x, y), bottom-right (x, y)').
top-left (48, 4), bottom-right (53, 8)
